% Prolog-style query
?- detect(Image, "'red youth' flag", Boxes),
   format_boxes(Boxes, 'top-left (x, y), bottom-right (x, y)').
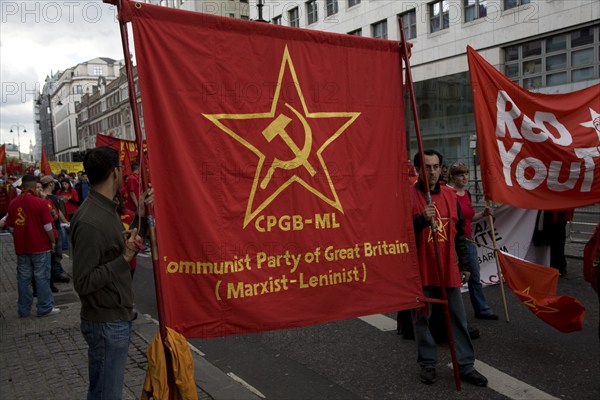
top-left (124, 0), bottom-right (423, 338)
top-left (496, 250), bottom-right (584, 333)
top-left (41, 148), bottom-right (52, 175)
top-left (467, 46), bottom-right (600, 210)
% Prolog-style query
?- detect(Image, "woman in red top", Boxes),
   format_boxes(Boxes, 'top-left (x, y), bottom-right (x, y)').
top-left (57, 179), bottom-right (79, 221)
top-left (448, 162), bottom-right (497, 320)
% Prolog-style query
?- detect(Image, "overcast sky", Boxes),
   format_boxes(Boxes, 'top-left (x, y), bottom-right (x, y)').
top-left (0, 0), bottom-right (124, 154)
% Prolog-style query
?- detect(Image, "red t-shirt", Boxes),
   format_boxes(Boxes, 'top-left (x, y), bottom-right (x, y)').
top-left (6, 191), bottom-right (53, 255)
top-left (411, 185), bottom-right (462, 288)
top-left (125, 173), bottom-right (140, 212)
top-left (455, 190), bottom-right (475, 239)
top-left (44, 198), bottom-right (59, 239)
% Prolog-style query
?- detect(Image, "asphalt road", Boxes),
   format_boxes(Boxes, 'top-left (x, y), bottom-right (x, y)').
top-left (133, 255), bottom-right (599, 400)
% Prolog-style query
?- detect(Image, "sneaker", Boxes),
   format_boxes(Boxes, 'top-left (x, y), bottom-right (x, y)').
top-left (460, 369), bottom-right (488, 387)
top-left (38, 307), bottom-right (61, 317)
top-left (420, 367), bottom-right (436, 384)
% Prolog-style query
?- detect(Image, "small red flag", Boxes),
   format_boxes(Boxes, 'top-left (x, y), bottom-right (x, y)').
top-left (0, 144), bottom-right (6, 167)
top-left (496, 250), bottom-right (585, 333)
top-left (41, 148), bottom-right (52, 175)
top-left (583, 223), bottom-right (600, 293)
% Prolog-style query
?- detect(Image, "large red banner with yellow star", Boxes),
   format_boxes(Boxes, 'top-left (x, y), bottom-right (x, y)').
top-left (125, 0), bottom-right (422, 338)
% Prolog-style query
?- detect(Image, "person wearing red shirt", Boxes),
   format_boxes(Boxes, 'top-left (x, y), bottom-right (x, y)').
top-left (57, 178), bottom-right (79, 221)
top-left (125, 162), bottom-right (140, 212)
top-left (447, 162), bottom-right (497, 320)
top-left (6, 174), bottom-right (59, 318)
top-left (410, 150), bottom-right (487, 387)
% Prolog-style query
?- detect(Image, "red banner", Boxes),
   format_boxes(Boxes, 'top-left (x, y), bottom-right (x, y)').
top-left (126, 0), bottom-right (422, 338)
top-left (41, 149), bottom-right (51, 175)
top-left (95, 134), bottom-right (139, 163)
top-left (467, 46), bottom-right (600, 210)
top-left (496, 250), bottom-right (584, 333)
top-left (0, 144), bottom-right (5, 167)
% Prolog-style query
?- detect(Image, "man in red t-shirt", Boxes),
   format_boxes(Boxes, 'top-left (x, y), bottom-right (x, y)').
top-left (410, 150), bottom-right (487, 387)
top-left (125, 162), bottom-right (140, 212)
top-left (6, 174), bottom-right (59, 318)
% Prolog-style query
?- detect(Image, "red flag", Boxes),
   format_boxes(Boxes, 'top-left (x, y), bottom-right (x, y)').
top-left (41, 149), bottom-right (52, 175)
top-left (583, 223), bottom-right (600, 293)
top-left (467, 46), bottom-right (600, 210)
top-left (0, 144), bottom-right (5, 167)
top-left (126, 0), bottom-right (422, 338)
top-left (6, 159), bottom-right (17, 176)
top-left (496, 250), bottom-right (585, 333)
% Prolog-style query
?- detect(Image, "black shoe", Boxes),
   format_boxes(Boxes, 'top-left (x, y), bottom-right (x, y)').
top-left (54, 274), bottom-right (70, 283)
top-left (420, 367), bottom-right (436, 384)
top-left (461, 369), bottom-right (488, 387)
top-left (51, 285), bottom-right (59, 293)
top-left (475, 313), bottom-right (499, 320)
top-left (468, 325), bottom-right (480, 340)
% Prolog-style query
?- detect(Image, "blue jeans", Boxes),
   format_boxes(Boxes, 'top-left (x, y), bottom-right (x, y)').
top-left (81, 319), bottom-right (132, 400)
top-left (17, 252), bottom-right (53, 317)
top-left (466, 242), bottom-right (494, 316)
top-left (412, 287), bottom-right (475, 374)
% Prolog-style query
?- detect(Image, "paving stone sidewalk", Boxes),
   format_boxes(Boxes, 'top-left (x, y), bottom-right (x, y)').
top-left (0, 234), bottom-right (214, 400)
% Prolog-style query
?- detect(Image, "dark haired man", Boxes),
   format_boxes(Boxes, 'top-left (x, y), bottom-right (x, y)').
top-left (6, 174), bottom-right (58, 317)
top-left (410, 149), bottom-right (488, 387)
top-left (71, 147), bottom-right (145, 399)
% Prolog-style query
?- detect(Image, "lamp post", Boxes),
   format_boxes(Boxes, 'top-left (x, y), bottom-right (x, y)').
top-left (9, 124), bottom-right (27, 161)
top-left (256, 0), bottom-right (267, 23)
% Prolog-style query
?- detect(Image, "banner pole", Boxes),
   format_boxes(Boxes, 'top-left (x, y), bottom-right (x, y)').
top-left (105, 1), bottom-right (176, 398)
top-left (487, 208), bottom-right (510, 322)
top-left (398, 17), bottom-right (461, 391)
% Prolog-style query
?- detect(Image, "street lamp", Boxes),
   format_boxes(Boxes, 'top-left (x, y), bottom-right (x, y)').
top-left (256, 0), bottom-right (267, 23)
top-left (9, 124), bottom-right (27, 160)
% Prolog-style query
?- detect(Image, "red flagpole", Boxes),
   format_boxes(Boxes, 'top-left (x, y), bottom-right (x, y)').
top-left (397, 17), bottom-right (462, 391)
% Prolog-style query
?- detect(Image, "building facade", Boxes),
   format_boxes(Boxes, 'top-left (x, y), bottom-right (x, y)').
top-left (47, 58), bottom-right (123, 161)
top-left (140, 0), bottom-right (250, 19)
top-left (75, 67), bottom-right (143, 152)
top-left (262, 0), bottom-right (599, 165)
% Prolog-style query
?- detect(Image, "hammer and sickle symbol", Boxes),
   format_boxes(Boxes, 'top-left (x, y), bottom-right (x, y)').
top-left (260, 103), bottom-right (316, 189)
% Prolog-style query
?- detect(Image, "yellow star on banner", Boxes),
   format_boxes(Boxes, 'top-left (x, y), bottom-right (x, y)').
top-left (427, 205), bottom-right (449, 242)
top-left (203, 45), bottom-right (361, 228)
top-left (580, 107), bottom-right (600, 142)
top-left (522, 287), bottom-right (559, 315)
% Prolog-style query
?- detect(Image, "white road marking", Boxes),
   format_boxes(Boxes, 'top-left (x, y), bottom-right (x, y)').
top-left (360, 313), bottom-right (559, 400)
top-left (447, 361), bottom-right (560, 400)
top-left (227, 372), bottom-right (267, 399)
top-left (358, 313), bottom-right (398, 331)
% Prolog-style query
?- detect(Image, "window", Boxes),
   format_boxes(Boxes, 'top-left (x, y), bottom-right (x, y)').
top-left (464, 0), bottom-right (487, 23)
top-left (430, 1), bottom-right (449, 33)
top-left (399, 10), bottom-right (416, 40)
top-left (73, 85), bottom-right (83, 94)
top-left (371, 19), bottom-right (387, 40)
top-left (348, 28), bottom-right (362, 36)
top-left (503, 26), bottom-right (600, 89)
top-left (92, 66), bottom-right (103, 76)
top-left (326, 0), bottom-right (338, 16)
top-left (288, 7), bottom-right (299, 27)
top-left (504, 0), bottom-right (530, 11)
top-left (273, 15), bottom-right (282, 25)
top-left (306, 0), bottom-right (318, 25)
top-left (348, 0), bottom-right (360, 7)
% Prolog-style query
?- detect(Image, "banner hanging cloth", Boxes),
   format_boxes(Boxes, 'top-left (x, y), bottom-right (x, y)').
top-left (126, 0), bottom-right (423, 338)
top-left (467, 46), bottom-right (600, 210)
top-left (496, 250), bottom-right (585, 333)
